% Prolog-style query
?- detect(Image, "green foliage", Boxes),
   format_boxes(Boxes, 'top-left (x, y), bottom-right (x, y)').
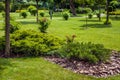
top-left (27, 5), bottom-right (36, 15)
top-left (66, 35), bottom-right (76, 44)
top-left (31, 8), bottom-right (37, 16)
top-left (38, 17), bottom-right (50, 33)
top-left (108, 6), bottom-right (113, 12)
top-left (109, 11), bottom-right (120, 15)
top-left (39, 11), bottom-right (45, 17)
top-left (88, 13), bottom-right (93, 19)
top-left (62, 12), bottom-right (70, 20)
top-left (94, 10), bottom-right (100, 18)
top-left (11, 3), bottom-right (19, 12)
top-left (0, 2), bottom-right (4, 12)
top-left (10, 30), bottom-right (63, 56)
top-left (110, 1), bottom-right (119, 11)
top-left (20, 10), bottom-right (28, 18)
top-left (76, 7), bottom-right (92, 14)
top-left (10, 21), bottom-right (20, 33)
top-left (1, 11), bottom-right (5, 17)
top-left (59, 42), bottom-right (111, 64)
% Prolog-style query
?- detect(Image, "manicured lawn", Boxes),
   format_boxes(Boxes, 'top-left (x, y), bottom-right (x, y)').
top-left (0, 57), bottom-right (120, 80)
top-left (0, 58), bottom-right (94, 80)
top-left (0, 13), bottom-right (120, 80)
top-left (17, 17), bottom-right (120, 50)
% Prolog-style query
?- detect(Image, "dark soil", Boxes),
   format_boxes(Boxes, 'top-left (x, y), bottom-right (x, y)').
top-left (44, 50), bottom-right (120, 78)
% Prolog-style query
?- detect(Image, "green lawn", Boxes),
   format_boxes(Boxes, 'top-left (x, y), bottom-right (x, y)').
top-left (17, 17), bottom-right (120, 50)
top-left (0, 13), bottom-right (120, 80)
top-left (0, 57), bottom-right (120, 80)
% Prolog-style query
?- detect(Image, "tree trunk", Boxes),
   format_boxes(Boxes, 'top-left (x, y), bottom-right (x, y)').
top-left (69, 0), bottom-right (76, 16)
top-left (36, 0), bottom-right (39, 23)
top-left (5, 0), bottom-right (10, 56)
top-left (98, 4), bottom-right (101, 21)
top-left (106, 0), bottom-right (109, 24)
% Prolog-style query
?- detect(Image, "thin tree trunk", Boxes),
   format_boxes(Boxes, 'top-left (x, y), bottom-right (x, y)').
top-left (69, 0), bottom-right (76, 16)
top-left (106, 0), bottom-right (109, 24)
top-left (36, 0), bottom-right (39, 23)
top-left (98, 4), bottom-right (101, 21)
top-left (5, 0), bottom-right (10, 56)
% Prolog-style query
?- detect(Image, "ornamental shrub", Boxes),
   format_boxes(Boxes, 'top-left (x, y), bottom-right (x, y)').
top-left (10, 30), bottom-right (63, 56)
top-left (10, 21), bottom-right (20, 33)
top-left (63, 12), bottom-right (70, 20)
top-left (38, 17), bottom-right (50, 33)
top-left (59, 42), bottom-right (111, 64)
top-left (88, 13), bottom-right (93, 19)
top-left (27, 5), bottom-right (36, 15)
top-left (31, 8), bottom-right (37, 16)
top-left (20, 10), bottom-right (28, 18)
top-left (39, 11), bottom-right (45, 17)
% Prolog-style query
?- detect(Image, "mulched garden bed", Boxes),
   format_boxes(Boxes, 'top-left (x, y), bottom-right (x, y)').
top-left (44, 50), bottom-right (120, 78)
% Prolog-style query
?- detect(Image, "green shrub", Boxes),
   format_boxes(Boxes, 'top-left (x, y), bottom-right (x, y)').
top-left (20, 10), bottom-right (28, 18)
top-left (88, 13), bottom-right (93, 19)
top-left (108, 6), bottom-right (113, 12)
top-left (39, 11), bottom-right (45, 17)
top-left (76, 7), bottom-right (92, 14)
top-left (0, 2), bottom-right (4, 12)
top-left (1, 11), bottom-right (5, 17)
top-left (27, 5), bottom-right (36, 15)
top-left (109, 11), bottom-right (120, 15)
top-left (10, 30), bottom-right (63, 56)
top-left (15, 10), bottom-right (21, 13)
top-left (11, 4), bottom-right (19, 12)
top-left (10, 21), bottom-right (20, 33)
top-left (110, 1), bottom-right (119, 11)
top-left (63, 12), bottom-right (70, 20)
top-left (38, 17), bottom-right (50, 33)
top-left (59, 42), bottom-right (111, 64)
top-left (31, 8), bottom-right (37, 16)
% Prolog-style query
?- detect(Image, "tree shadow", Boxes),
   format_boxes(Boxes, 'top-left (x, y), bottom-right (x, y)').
top-left (80, 23), bottom-right (112, 28)
top-left (79, 19), bottom-right (101, 22)
top-left (110, 16), bottom-right (120, 21)
top-left (0, 58), bottom-right (12, 77)
top-left (20, 21), bottom-right (38, 25)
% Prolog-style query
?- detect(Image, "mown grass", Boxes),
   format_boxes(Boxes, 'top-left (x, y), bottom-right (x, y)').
top-left (0, 58), bottom-right (94, 80)
top-left (15, 16), bottom-right (120, 50)
top-left (0, 13), bottom-right (120, 50)
top-left (0, 13), bottom-right (120, 80)
top-left (0, 57), bottom-right (120, 80)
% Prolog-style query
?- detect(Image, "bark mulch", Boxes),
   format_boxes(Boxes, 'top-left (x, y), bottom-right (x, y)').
top-left (44, 51), bottom-right (120, 78)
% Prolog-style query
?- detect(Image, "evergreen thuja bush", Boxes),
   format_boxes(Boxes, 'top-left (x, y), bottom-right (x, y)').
top-left (63, 12), bottom-right (70, 20)
top-left (38, 17), bottom-right (50, 33)
top-left (20, 10), bottom-right (28, 18)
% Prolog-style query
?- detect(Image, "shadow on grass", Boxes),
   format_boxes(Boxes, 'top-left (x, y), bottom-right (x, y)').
top-left (110, 16), bottom-right (120, 21)
top-left (20, 21), bottom-right (38, 25)
top-left (0, 58), bottom-right (12, 77)
top-left (80, 23), bottom-right (112, 29)
top-left (79, 19), bottom-right (101, 22)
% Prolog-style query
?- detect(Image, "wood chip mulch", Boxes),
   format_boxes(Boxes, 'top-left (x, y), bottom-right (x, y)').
top-left (44, 51), bottom-right (120, 78)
